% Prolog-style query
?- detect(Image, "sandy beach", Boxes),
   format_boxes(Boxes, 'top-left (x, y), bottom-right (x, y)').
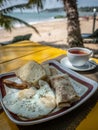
top-left (0, 17), bottom-right (98, 57)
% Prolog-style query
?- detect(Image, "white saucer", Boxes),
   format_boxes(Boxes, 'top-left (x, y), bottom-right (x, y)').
top-left (60, 57), bottom-right (96, 71)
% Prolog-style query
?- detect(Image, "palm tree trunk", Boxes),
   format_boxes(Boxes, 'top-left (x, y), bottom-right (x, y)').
top-left (63, 0), bottom-right (84, 47)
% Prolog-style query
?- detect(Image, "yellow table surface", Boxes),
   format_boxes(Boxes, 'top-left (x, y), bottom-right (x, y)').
top-left (0, 40), bottom-right (66, 73)
top-left (0, 40), bottom-right (98, 130)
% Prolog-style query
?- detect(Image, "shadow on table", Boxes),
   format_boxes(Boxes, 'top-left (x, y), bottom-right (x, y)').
top-left (39, 41), bottom-right (69, 49)
top-left (0, 34), bottom-right (32, 46)
top-left (39, 41), bottom-right (98, 58)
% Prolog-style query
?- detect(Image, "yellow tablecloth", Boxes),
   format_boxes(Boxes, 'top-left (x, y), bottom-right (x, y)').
top-left (0, 40), bottom-right (98, 130)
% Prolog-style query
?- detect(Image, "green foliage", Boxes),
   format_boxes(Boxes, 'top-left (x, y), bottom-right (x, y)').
top-left (0, 0), bottom-right (39, 33)
top-left (54, 15), bottom-right (65, 19)
top-left (27, 0), bottom-right (43, 9)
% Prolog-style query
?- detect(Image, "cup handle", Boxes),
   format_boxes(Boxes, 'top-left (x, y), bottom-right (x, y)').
top-left (90, 50), bottom-right (93, 57)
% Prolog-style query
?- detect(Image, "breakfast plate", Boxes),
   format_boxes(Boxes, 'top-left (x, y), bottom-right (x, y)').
top-left (0, 60), bottom-right (98, 125)
top-left (60, 57), bottom-right (96, 71)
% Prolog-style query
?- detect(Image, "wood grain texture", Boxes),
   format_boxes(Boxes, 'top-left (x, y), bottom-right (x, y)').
top-left (0, 40), bottom-right (98, 130)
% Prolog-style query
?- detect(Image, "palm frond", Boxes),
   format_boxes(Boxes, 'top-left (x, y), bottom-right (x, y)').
top-left (0, 0), bottom-right (44, 33)
top-left (0, 14), bottom-right (39, 34)
top-left (0, 0), bottom-right (8, 4)
top-left (0, 0), bottom-right (43, 13)
top-left (0, 0), bottom-right (12, 7)
top-left (28, 0), bottom-right (43, 9)
top-left (0, 3), bottom-right (32, 13)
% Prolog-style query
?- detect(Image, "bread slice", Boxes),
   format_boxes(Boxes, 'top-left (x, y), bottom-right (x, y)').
top-left (42, 64), bottom-right (51, 76)
top-left (15, 61), bottom-right (46, 85)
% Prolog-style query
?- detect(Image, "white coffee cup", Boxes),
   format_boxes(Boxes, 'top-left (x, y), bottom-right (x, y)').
top-left (67, 47), bottom-right (93, 67)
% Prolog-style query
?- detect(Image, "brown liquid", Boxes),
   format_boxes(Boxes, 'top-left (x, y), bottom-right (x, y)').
top-left (69, 50), bottom-right (87, 54)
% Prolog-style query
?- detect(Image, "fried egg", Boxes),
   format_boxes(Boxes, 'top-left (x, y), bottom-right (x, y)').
top-left (3, 80), bottom-right (56, 119)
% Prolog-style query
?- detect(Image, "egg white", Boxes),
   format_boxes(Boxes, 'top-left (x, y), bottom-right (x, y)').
top-left (3, 80), bottom-right (56, 119)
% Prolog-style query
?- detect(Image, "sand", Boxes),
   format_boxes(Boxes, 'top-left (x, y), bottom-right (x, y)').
top-left (0, 17), bottom-right (98, 57)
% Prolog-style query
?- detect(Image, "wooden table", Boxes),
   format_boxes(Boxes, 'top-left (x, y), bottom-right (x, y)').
top-left (0, 40), bottom-right (98, 130)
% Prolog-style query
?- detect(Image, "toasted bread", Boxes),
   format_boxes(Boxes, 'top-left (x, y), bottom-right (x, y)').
top-left (15, 61), bottom-right (46, 85)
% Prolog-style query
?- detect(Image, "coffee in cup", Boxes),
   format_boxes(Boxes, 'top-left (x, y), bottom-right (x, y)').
top-left (67, 47), bottom-right (93, 67)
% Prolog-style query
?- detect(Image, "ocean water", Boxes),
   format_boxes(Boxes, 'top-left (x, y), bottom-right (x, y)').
top-left (10, 10), bottom-right (94, 24)
top-left (0, 10), bottom-right (94, 29)
top-left (0, 10), bottom-right (65, 29)
top-left (9, 10), bottom-right (66, 24)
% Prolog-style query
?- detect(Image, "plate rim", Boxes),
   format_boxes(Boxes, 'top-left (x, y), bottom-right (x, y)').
top-left (0, 60), bottom-right (98, 125)
top-left (60, 57), bottom-right (96, 71)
